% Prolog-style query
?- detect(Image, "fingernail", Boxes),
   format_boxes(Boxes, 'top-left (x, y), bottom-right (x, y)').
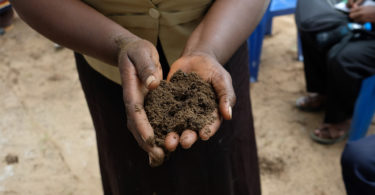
top-left (200, 134), bottom-right (209, 141)
top-left (146, 75), bottom-right (156, 88)
top-left (180, 136), bottom-right (191, 148)
top-left (148, 156), bottom-right (152, 165)
top-left (200, 128), bottom-right (211, 141)
top-left (228, 106), bottom-right (232, 119)
top-left (148, 155), bottom-right (162, 167)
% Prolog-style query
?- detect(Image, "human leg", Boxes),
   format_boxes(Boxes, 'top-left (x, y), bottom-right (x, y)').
top-left (341, 135), bottom-right (375, 195)
top-left (295, 28), bottom-right (329, 111)
top-left (312, 40), bottom-right (375, 143)
top-left (295, 0), bottom-right (348, 110)
top-left (325, 40), bottom-right (375, 123)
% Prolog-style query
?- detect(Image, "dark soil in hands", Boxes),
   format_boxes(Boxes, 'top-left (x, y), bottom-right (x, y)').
top-left (144, 70), bottom-right (218, 147)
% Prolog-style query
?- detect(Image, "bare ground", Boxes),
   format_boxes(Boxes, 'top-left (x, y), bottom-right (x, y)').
top-left (0, 15), bottom-right (374, 195)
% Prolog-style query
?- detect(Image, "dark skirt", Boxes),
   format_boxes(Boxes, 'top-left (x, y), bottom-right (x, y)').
top-left (74, 42), bottom-right (260, 195)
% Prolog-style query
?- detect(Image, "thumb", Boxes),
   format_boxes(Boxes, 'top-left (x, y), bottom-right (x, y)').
top-left (148, 146), bottom-right (165, 167)
top-left (127, 43), bottom-right (163, 90)
top-left (212, 71), bottom-right (236, 120)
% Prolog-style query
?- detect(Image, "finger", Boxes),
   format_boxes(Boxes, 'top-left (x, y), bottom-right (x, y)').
top-left (164, 132), bottom-right (179, 152)
top-left (119, 56), bottom-right (165, 164)
top-left (128, 112), bottom-right (166, 167)
top-left (180, 130), bottom-right (198, 149)
top-left (128, 122), bottom-right (165, 167)
top-left (166, 59), bottom-right (188, 81)
top-left (349, 10), bottom-right (361, 20)
top-left (199, 110), bottom-right (221, 141)
top-left (120, 57), bottom-right (155, 142)
top-left (349, 7), bottom-right (360, 19)
top-left (166, 67), bottom-right (177, 81)
top-left (128, 41), bottom-right (163, 90)
top-left (354, 0), bottom-right (364, 7)
top-left (347, 0), bottom-right (354, 8)
top-left (351, 6), bottom-right (360, 11)
top-left (126, 104), bottom-right (156, 144)
top-left (354, 16), bottom-right (365, 23)
top-left (211, 70), bottom-right (236, 120)
top-left (148, 146), bottom-right (165, 167)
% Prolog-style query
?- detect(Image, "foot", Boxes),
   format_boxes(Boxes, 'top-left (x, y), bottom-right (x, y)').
top-left (296, 93), bottom-right (326, 112)
top-left (310, 119), bottom-right (351, 144)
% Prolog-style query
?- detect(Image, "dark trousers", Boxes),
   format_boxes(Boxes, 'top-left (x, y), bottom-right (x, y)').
top-left (74, 42), bottom-right (261, 195)
top-left (341, 135), bottom-right (375, 195)
top-left (296, 0), bottom-right (375, 123)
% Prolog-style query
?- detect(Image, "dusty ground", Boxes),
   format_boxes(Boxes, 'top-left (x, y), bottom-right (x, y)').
top-left (1, 14), bottom-right (374, 195)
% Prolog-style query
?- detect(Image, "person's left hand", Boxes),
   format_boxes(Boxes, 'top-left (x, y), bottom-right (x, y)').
top-left (349, 6), bottom-right (375, 23)
top-left (164, 52), bottom-right (236, 150)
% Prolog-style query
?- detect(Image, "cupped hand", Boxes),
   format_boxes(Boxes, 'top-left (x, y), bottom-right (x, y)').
top-left (117, 38), bottom-right (178, 167)
top-left (349, 6), bottom-right (375, 23)
top-left (164, 52), bottom-right (236, 150)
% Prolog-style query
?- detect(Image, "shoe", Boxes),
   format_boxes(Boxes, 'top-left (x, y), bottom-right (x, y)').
top-left (296, 93), bottom-right (326, 112)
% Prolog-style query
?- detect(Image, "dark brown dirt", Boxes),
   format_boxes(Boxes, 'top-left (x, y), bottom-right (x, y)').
top-left (144, 70), bottom-right (218, 147)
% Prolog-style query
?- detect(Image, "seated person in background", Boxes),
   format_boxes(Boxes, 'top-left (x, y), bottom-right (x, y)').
top-left (295, 0), bottom-right (375, 144)
top-left (341, 135), bottom-right (375, 195)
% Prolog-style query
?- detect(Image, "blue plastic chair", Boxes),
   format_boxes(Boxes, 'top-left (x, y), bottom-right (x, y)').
top-left (348, 75), bottom-right (375, 141)
top-left (266, 0), bottom-right (303, 61)
top-left (248, 0), bottom-right (300, 82)
top-left (265, 0), bottom-right (297, 36)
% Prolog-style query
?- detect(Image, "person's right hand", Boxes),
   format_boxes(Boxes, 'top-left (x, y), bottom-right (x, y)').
top-left (117, 37), bottom-right (178, 167)
top-left (347, 0), bottom-right (364, 9)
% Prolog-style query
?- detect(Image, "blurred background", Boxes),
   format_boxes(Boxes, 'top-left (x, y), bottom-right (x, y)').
top-left (1, 6), bottom-right (374, 195)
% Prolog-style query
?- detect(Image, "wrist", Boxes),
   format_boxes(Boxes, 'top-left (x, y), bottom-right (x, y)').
top-left (112, 33), bottom-right (140, 63)
top-left (182, 48), bottom-right (219, 63)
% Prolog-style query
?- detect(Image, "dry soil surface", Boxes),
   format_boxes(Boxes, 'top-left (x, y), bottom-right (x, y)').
top-left (1, 15), bottom-right (374, 195)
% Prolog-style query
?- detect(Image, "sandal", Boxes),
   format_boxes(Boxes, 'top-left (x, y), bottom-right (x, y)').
top-left (296, 93), bottom-right (326, 112)
top-left (310, 121), bottom-right (350, 145)
top-left (0, 3), bottom-right (14, 36)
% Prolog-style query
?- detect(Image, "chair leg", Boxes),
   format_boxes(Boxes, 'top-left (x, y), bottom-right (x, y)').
top-left (248, 26), bottom-right (262, 82)
top-left (248, 13), bottom-right (269, 82)
top-left (349, 76), bottom-right (375, 141)
top-left (265, 17), bottom-right (273, 36)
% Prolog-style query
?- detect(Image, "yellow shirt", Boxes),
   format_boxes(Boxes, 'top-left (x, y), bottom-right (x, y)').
top-left (82, 0), bottom-right (213, 84)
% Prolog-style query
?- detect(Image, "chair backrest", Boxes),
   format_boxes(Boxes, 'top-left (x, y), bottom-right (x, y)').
top-left (349, 75), bottom-right (375, 141)
top-left (265, 0), bottom-right (298, 42)
top-left (270, 0), bottom-right (297, 17)
top-left (248, 0), bottom-right (300, 82)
